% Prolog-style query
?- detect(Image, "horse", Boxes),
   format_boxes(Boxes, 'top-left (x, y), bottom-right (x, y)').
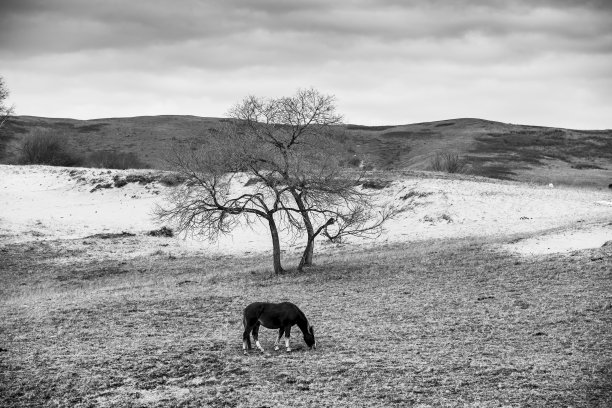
top-left (242, 302), bottom-right (316, 354)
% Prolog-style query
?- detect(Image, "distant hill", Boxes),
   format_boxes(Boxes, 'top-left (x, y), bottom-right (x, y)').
top-left (1, 115), bottom-right (611, 188)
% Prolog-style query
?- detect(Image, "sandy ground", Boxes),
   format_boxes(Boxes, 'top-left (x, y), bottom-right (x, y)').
top-left (1, 164), bottom-right (611, 260)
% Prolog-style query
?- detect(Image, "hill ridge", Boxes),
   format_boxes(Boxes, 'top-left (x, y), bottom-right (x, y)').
top-left (1, 115), bottom-right (610, 188)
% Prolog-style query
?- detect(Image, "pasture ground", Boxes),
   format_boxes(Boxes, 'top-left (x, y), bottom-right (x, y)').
top-left (1, 237), bottom-right (611, 407)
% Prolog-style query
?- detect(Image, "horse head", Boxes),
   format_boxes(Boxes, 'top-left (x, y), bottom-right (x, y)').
top-left (304, 324), bottom-right (316, 349)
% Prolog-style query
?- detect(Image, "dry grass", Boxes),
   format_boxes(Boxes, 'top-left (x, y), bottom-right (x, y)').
top-left (429, 152), bottom-right (467, 174)
top-left (2, 116), bottom-right (611, 187)
top-left (1, 238), bottom-right (611, 407)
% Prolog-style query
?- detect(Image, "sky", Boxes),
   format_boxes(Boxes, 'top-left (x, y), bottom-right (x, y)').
top-left (1, 0), bottom-right (611, 129)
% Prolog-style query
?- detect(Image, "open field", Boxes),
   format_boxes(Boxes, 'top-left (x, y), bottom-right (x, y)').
top-left (1, 236), bottom-right (611, 407)
top-left (1, 164), bottom-right (611, 406)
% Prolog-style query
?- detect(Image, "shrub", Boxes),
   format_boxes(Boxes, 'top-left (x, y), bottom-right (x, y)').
top-left (87, 150), bottom-right (148, 170)
top-left (429, 151), bottom-right (466, 174)
top-left (113, 176), bottom-right (128, 188)
top-left (18, 130), bottom-right (82, 166)
top-left (362, 179), bottom-right (391, 189)
top-left (125, 173), bottom-right (155, 184)
top-left (148, 226), bottom-right (174, 237)
top-left (159, 172), bottom-right (187, 187)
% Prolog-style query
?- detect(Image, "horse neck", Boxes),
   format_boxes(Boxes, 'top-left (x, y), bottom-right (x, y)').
top-left (295, 312), bottom-right (309, 334)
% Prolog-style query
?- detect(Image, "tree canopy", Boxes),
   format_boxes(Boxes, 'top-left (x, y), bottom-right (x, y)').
top-left (157, 88), bottom-right (397, 274)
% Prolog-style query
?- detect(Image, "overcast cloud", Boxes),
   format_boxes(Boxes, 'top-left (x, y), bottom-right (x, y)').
top-left (1, 0), bottom-right (611, 128)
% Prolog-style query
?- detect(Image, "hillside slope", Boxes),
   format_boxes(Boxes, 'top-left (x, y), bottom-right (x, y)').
top-left (1, 115), bottom-right (611, 187)
top-left (346, 118), bottom-right (612, 187)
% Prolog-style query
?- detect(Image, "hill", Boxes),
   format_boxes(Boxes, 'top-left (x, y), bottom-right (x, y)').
top-left (1, 115), bottom-right (611, 187)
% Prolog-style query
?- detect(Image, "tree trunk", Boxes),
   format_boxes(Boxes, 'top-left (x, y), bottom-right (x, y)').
top-left (268, 215), bottom-right (285, 274)
top-left (291, 190), bottom-right (315, 266)
top-left (297, 235), bottom-right (315, 272)
top-left (297, 217), bottom-right (335, 272)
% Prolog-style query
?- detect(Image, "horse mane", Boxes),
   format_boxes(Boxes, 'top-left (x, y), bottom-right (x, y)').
top-left (293, 306), bottom-right (310, 333)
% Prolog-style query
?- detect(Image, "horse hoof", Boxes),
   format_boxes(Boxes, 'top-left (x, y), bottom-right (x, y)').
top-left (286, 349), bottom-right (292, 353)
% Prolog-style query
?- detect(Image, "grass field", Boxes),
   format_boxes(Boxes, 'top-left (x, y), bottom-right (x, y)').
top-left (1, 237), bottom-right (611, 407)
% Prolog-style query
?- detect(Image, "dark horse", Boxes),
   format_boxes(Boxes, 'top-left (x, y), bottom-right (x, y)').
top-left (242, 302), bottom-right (316, 354)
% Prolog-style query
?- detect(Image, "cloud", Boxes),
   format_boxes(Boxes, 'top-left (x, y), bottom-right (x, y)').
top-left (0, 0), bottom-right (610, 128)
top-left (2, 0), bottom-right (610, 55)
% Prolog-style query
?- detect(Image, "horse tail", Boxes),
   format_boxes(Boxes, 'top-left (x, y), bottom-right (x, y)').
top-left (243, 302), bottom-right (264, 327)
top-left (242, 306), bottom-right (250, 328)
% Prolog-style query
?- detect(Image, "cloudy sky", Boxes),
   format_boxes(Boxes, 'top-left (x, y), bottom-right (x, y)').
top-left (1, 0), bottom-right (611, 128)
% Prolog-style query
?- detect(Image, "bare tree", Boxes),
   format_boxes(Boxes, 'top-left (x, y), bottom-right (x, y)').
top-left (228, 88), bottom-right (398, 271)
top-left (155, 136), bottom-right (293, 274)
top-left (158, 88), bottom-right (399, 274)
top-left (0, 76), bottom-right (14, 129)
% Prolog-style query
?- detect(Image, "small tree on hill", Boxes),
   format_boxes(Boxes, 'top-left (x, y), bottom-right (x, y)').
top-left (0, 76), bottom-right (14, 129)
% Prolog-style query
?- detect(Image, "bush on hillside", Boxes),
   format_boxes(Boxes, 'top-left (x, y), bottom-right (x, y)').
top-left (159, 172), bottom-right (187, 187)
top-left (148, 226), bottom-right (174, 237)
top-left (18, 129), bottom-right (82, 166)
top-left (87, 150), bottom-right (148, 170)
top-left (362, 179), bottom-right (391, 189)
top-left (429, 151), bottom-right (467, 174)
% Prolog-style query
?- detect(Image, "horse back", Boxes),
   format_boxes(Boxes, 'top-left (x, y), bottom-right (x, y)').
top-left (243, 302), bottom-right (304, 329)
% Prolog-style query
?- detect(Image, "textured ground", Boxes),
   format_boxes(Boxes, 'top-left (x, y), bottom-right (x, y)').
top-left (1, 164), bottom-right (611, 407)
top-left (1, 238), bottom-right (611, 407)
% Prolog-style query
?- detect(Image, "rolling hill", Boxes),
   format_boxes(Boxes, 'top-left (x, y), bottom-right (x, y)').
top-left (1, 115), bottom-right (610, 187)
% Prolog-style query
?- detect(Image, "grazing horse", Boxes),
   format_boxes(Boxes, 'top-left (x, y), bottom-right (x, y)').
top-left (242, 302), bottom-right (316, 354)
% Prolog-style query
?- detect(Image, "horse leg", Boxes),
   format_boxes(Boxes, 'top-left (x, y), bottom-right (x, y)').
top-left (284, 326), bottom-right (292, 352)
top-left (243, 324), bottom-right (253, 354)
top-left (252, 322), bottom-right (265, 352)
top-left (274, 328), bottom-right (284, 351)
top-left (243, 329), bottom-right (252, 354)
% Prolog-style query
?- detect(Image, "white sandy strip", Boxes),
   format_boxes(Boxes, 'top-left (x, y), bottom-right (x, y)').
top-left (0, 165), bottom-right (271, 256)
top-left (502, 224), bottom-right (612, 256)
top-left (1, 165), bottom-right (611, 257)
top-left (380, 178), bottom-right (611, 241)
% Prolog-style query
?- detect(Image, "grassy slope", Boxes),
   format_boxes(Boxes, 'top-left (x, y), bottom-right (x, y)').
top-left (0, 115), bottom-right (224, 170)
top-left (2, 116), bottom-right (611, 187)
top-left (346, 118), bottom-right (612, 187)
top-left (1, 237), bottom-right (611, 407)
